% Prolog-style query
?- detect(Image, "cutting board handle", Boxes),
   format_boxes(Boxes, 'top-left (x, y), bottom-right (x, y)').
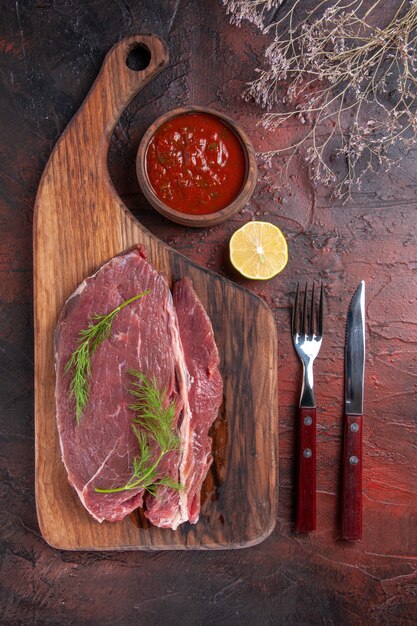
top-left (88, 34), bottom-right (170, 166)
top-left (34, 34), bottom-right (170, 304)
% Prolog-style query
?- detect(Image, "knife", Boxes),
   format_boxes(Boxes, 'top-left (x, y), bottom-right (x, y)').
top-left (342, 280), bottom-right (365, 541)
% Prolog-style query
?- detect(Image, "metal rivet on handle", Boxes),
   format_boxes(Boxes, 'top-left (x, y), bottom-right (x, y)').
top-left (349, 455), bottom-right (359, 465)
top-left (303, 448), bottom-right (312, 458)
top-left (304, 416), bottom-right (313, 426)
top-left (350, 423), bottom-right (359, 433)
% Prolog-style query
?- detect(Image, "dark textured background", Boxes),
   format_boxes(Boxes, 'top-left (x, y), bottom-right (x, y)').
top-left (1, 1), bottom-right (416, 624)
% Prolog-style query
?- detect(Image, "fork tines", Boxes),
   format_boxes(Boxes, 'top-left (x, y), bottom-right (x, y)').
top-left (292, 283), bottom-right (324, 338)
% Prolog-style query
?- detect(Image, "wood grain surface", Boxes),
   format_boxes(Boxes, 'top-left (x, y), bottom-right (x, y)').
top-left (1, 0), bottom-right (417, 624)
top-left (33, 34), bottom-right (278, 551)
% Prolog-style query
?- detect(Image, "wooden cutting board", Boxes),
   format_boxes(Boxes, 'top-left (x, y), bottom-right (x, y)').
top-left (33, 34), bottom-right (278, 550)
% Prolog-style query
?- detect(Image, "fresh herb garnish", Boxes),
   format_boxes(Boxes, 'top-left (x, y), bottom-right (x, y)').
top-left (95, 370), bottom-right (181, 494)
top-left (65, 291), bottom-right (150, 424)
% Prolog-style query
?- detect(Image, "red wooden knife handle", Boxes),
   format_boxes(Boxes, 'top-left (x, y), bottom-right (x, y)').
top-left (342, 414), bottom-right (363, 540)
top-left (296, 407), bottom-right (316, 532)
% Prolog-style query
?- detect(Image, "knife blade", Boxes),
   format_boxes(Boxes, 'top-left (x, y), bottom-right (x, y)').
top-left (342, 280), bottom-right (365, 541)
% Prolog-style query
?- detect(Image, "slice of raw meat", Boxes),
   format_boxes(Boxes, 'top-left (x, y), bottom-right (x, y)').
top-left (55, 245), bottom-right (182, 523)
top-left (55, 246), bottom-right (223, 529)
top-left (145, 278), bottom-right (223, 527)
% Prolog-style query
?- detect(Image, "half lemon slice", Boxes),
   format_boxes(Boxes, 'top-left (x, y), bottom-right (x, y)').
top-left (229, 221), bottom-right (288, 280)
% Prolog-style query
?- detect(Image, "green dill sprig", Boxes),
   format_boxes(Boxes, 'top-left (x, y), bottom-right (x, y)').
top-left (95, 370), bottom-right (182, 494)
top-left (65, 291), bottom-right (150, 424)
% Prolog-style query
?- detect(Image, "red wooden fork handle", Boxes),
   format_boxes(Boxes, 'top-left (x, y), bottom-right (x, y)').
top-left (342, 414), bottom-right (363, 541)
top-left (296, 407), bottom-right (317, 532)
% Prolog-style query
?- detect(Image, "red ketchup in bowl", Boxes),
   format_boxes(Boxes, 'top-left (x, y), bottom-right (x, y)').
top-left (145, 112), bottom-right (247, 216)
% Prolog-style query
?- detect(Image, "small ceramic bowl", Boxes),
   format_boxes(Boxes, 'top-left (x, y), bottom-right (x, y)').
top-left (136, 106), bottom-right (257, 227)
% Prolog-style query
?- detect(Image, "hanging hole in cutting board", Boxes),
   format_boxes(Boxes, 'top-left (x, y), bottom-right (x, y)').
top-left (126, 43), bottom-right (151, 71)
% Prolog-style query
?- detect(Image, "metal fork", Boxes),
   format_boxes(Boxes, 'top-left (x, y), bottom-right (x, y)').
top-left (292, 283), bottom-right (324, 532)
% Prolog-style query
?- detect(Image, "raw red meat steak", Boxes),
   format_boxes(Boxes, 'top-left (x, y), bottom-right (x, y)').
top-left (144, 277), bottom-right (224, 528)
top-left (55, 246), bottom-right (223, 528)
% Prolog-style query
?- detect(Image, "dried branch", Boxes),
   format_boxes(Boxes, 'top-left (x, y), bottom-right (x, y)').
top-left (222, 0), bottom-right (285, 28)
top-left (223, 0), bottom-right (417, 200)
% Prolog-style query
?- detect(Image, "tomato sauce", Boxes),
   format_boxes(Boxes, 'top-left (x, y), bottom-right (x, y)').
top-left (146, 112), bottom-right (247, 215)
